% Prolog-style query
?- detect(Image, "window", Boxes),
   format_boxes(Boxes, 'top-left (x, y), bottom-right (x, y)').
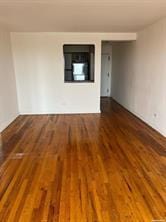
top-left (63, 45), bottom-right (95, 82)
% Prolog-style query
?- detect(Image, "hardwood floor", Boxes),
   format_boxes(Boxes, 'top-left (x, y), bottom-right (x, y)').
top-left (0, 98), bottom-right (165, 222)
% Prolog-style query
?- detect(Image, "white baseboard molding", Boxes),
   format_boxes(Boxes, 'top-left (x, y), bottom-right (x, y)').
top-left (19, 110), bottom-right (101, 115)
top-left (112, 97), bottom-right (166, 137)
top-left (0, 114), bottom-right (19, 133)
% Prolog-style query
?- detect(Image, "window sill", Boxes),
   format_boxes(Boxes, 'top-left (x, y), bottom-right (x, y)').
top-left (64, 80), bottom-right (94, 83)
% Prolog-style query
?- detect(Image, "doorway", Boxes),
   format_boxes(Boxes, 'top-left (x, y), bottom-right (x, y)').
top-left (101, 42), bottom-right (112, 97)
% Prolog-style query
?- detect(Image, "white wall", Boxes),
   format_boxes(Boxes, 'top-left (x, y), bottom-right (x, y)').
top-left (11, 32), bottom-right (136, 114)
top-left (112, 18), bottom-right (166, 136)
top-left (0, 30), bottom-right (18, 132)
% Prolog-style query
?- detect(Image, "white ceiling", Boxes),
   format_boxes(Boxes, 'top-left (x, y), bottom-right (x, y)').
top-left (0, 0), bottom-right (166, 32)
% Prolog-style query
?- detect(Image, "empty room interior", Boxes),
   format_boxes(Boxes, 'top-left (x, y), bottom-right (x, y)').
top-left (0, 1), bottom-right (166, 221)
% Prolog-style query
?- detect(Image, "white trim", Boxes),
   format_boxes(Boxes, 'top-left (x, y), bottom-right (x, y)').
top-left (0, 113), bottom-right (19, 133)
top-left (112, 97), bottom-right (166, 137)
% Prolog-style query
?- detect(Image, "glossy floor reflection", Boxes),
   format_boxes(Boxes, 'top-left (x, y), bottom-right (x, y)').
top-left (0, 98), bottom-right (165, 222)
